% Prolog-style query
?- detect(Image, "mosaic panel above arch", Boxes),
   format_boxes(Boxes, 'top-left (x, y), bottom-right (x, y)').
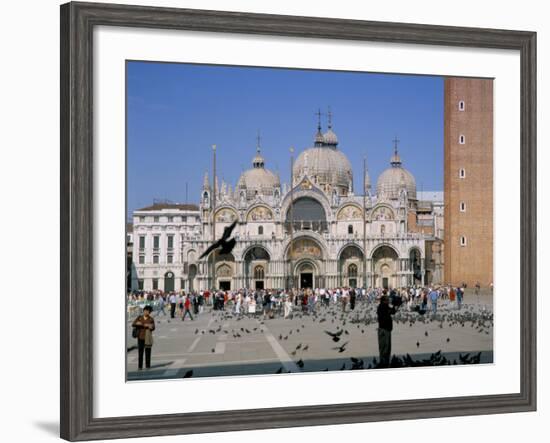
top-left (215, 208), bottom-right (238, 223)
top-left (246, 205), bottom-right (274, 222)
top-left (337, 204), bottom-right (363, 221)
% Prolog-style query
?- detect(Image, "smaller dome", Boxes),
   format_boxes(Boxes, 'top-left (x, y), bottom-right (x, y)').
top-left (323, 128), bottom-right (338, 147)
top-left (376, 143), bottom-right (416, 200)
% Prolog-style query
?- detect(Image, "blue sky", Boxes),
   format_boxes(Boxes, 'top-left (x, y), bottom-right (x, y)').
top-left (127, 61), bottom-right (443, 217)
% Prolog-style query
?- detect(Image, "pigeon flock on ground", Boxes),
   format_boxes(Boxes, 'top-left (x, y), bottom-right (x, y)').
top-left (129, 299), bottom-right (493, 378)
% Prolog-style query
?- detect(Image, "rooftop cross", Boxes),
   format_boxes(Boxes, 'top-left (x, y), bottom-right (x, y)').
top-left (392, 136), bottom-right (400, 155)
top-left (327, 106), bottom-right (333, 129)
top-left (315, 108), bottom-right (323, 131)
top-left (256, 130), bottom-right (262, 153)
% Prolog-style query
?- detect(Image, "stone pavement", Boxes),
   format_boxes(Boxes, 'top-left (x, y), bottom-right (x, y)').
top-left (127, 290), bottom-right (493, 381)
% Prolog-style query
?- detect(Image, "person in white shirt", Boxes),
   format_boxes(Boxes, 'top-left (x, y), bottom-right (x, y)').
top-left (169, 293), bottom-right (177, 318)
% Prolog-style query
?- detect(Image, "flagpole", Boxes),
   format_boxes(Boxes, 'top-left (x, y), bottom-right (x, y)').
top-left (363, 156), bottom-right (367, 291)
top-left (289, 146), bottom-right (295, 291)
top-left (212, 144), bottom-right (217, 291)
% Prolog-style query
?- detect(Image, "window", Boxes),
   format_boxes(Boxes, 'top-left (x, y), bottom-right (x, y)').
top-left (460, 236), bottom-right (467, 247)
top-left (138, 279), bottom-right (144, 290)
top-left (139, 236), bottom-right (145, 249)
top-left (348, 224), bottom-right (353, 234)
top-left (152, 279), bottom-right (158, 290)
top-left (167, 254), bottom-right (173, 264)
top-left (126, 235), bottom-right (131, 245)
top-left (348, 264), bottom-right (358, 278)
top-left (460, 201), bottom-right (466, 212)
top-left (139, 216), bottom-right (145, 222)
top-left (458, 100), bottom-right (465, 111)
top-left (153, 255), bottom-right (159, 264)
top-left (459, 134), bottom-right (465, 144)
top-left (154, 216), bottom-right (159, 222)
top-left (182, 216), bottom-right (187, 223)
top-left (258, 226), bottom-right (264, 235)
top-left (459, 168), bottom-right (466, 179)
top-left (139, 255), bottom-right (145, 264)
top-left (254, 266), bottom-right (265, 280)
top-left (167, 235), bottom-right (174, 249)
top-left (153, 236), bottom-right (160, 249)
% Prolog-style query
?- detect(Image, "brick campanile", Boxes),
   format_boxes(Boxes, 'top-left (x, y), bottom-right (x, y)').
top-left (444, 78), bottom-right (493, 287)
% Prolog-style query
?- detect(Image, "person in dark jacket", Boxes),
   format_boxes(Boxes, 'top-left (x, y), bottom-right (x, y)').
top-left (132, 305), bottom-right (155, 370)
top-left (377, 295), bottom-right (397, 368)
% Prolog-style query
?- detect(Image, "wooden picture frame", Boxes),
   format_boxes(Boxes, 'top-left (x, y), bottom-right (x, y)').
top-left (60, 1), bottom-right (536, 440)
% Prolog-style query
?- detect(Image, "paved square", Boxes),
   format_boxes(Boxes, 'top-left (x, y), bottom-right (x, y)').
top-left (127, 290), bottom-right (493, 381)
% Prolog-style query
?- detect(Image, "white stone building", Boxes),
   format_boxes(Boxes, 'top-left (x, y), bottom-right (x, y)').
top-left (130, 118), bottom-right (444, 292)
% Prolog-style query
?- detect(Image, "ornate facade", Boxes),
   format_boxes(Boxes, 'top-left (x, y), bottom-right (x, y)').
top-left (131, 116), bottom-right (444, 292)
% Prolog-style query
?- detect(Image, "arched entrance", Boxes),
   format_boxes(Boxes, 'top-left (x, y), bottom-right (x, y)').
top-left (164, 271), bottom-right (175, 293)
top-left (409, 248), bottom-right (422, 283)
top-left (286, 236), bottom-right (325, 289)
top-left (296, 261), bottom-right (317, 289)
top-left (338, 244), bottom-right (364, 288)
top-left (214, 252), bottom-right (235, 290)
top-left (188, 264), bottom-right (197, 291)
top-left (372, 245), bottom-right (399, 289)
top-left (244, 246), bottom-right (270, 290)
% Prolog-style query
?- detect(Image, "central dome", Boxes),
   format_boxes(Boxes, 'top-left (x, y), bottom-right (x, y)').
top-left (376, 147), bottom-right (416, 200)
top-left (293, 120), bottom-right (352, 194)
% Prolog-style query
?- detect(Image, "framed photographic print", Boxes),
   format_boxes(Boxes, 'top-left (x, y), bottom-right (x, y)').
top-left (60, 1), bottom-right (536, 441)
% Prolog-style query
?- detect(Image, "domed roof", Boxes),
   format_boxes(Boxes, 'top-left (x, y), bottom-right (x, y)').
top-left (376, 146), bottom-right (416, 200)
top-left (294, 146), bottom-right (352, 190)
top-left (237, 145), bottom-right (280, 194)
top-left (323, 128), bottom-right (338, 147)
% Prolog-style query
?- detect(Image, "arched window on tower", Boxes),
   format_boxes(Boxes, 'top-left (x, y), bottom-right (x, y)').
top-left (348, 224), bottom-right (353, 234)
top-left (258, 226), bottom-right (264, 236)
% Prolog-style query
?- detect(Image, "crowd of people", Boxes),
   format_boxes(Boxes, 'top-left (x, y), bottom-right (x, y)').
top-left (128, 283), bottom-right (471, 322)
top-left (129, 283), bottom-right (481, 370)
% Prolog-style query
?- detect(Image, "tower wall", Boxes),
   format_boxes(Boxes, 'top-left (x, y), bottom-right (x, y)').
top-left (444, 78), bottom-right (493, 287)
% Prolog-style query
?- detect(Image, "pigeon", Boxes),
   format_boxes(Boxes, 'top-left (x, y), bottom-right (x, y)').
top-left (275, 367), bottom-right (283, 374)
top-left (296, 359), bottom-right (304, 368)
top-left (199, 220), bottom-right (238, 259)
top-left (446, 337), bottom-right (450, 343)
top-left (416, 341), bottom-right (420, 348)
top-left (425, 331), bottom-right (429, 337)
top-left (211, 348), bottom-right (215, 353)
top-left (332, 341), bottom-right (349, 353)
top-left (303, 345), bottom-right (309, 351)
top-left (296, 343), bottom-right (302, 350)
top-left (183, 370), bottom-right (193, 378)
top-left (194, 328), bottom-right (199, 335)
top-left (324, 329), bottom-right (344, 342)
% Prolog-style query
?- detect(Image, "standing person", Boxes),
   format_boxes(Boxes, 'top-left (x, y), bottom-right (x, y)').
top-left (449, 286), bottom-right (456, 308)
top-left (169, 292), bottom-right (177, 319)
top-left (456, 286), bottom-right (464, 310)
top-left (349, 287), bottom-right (356, 311)
top-left (182, 294), bottom-right (194, 321)
top-left (377, 295), bottom-right (397, 368)
top-left (429, 287), bottom-right (439, 315)
top-left (156, 294), bottom-right (166, 316)
top-left (132, 305), bottom-right (155, 370)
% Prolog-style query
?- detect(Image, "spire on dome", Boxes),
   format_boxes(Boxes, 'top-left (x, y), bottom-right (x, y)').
top-left (252, 130), bottom-right (265, 168)
top-left (202, 171), bottom-right (210, 190)
top-left (390, 136), bottom-right (402, 166)
top-left (314, 108), bottom-right (325, 147)
top-left (364, 155), bottom-right (371, 192)
top-left (323, 106), bottom-right (338, 147)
